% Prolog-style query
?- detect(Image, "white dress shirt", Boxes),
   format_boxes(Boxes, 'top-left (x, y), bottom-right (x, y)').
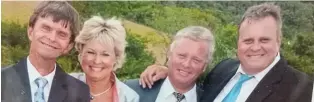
top-left (27, 56), bottom-right (56, 102)
top-left (214, 54), bottom-right (281, 102)
top-left (155, 77), bottom-right (197, 102)
top-left (312, 83), bottom-right (314, 102)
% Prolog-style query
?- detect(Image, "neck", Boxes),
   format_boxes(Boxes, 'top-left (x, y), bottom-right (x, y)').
top-left (168, 77), bottom-right (194, 94)
top-left (87, 74), bottom-right (113, 94)
top-left (29, 52), bottom-right (56, 76)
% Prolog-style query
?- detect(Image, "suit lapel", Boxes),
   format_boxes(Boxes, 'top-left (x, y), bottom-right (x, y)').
top-left (212, 63), bottom-right (239, 99)
top-left (142, 79), bottom-right (164, 102)
top-left (48, 65), bottom-right (68, 102)
top-left (196, 85), bottom-right (204, 102)
top-left (14, 58), bottom-right (32, 102)
top-left (246, 58), bottom-right (287, 102)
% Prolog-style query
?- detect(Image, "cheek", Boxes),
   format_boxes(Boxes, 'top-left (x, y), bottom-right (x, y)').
top-left (80, 55), bottom-right (94, 68)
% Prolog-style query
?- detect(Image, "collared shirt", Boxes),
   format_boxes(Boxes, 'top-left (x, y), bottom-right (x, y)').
top-left (27, 56), bottom-right (56, 102)
top-left (70, 72), bottom-right (139, 102)
top-left (312, 84), bottom-right (314, 102)
top-left (214, 53), bottom-right (281, 102)
top-left (155, 77), bottom-right (197, 102)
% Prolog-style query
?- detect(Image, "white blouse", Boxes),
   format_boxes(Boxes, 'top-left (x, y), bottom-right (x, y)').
top-left (70, 73), bottom-right (139, 102)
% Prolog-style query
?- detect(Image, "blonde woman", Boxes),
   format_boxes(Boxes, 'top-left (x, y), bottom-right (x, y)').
top-left (71, 16), bottom-right (139, 102)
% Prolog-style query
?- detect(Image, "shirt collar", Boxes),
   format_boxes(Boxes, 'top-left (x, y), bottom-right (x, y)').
top-left (159, 77), bottom-right (197, 101)
top-left (27, 56), bottom-right (56, 85)
top-left (237, 53), bottom-right (281, 82)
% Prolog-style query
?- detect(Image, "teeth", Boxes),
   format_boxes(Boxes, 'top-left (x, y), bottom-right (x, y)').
top-left (249, 55), bottom-right (262, 58)
top-left (42, 42), bottom-right (57, 49)
top-left (179, 70), bottom-right (188, 76)
top-left (91, 67), bottom-right (102, 72)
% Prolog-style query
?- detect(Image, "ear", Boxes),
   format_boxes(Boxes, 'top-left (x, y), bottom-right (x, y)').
top-left (203, 63), bottom-right (208, 72)
top-left (27, 26), bottom-right (34, 41)
top-left (62, 43), bottom-right (74, 55)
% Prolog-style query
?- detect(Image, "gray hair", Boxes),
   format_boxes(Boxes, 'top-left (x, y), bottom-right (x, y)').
top-left (75, 16), bottom-right (127, 71)
top-left (29, 1), bottom-right (80, 43)
top-left (239, 3), bottom-right (282, 39)
top-left (169, 26), bottom-right (215, 63)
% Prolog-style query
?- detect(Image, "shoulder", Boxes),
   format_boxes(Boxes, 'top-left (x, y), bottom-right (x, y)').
top-left (124, 79), bottom-right (143, 92)
top-left (65, 73), bottom-right (89, 89)
top-left (212, 58), bottom-right (239, 71)
top-left (124, 79), bottom-right (164, 95)
top-left (116, 79), bottom-right (140, 102)
top-left (69, 72), bottom-right (86, 83)
top-left (285, 65), bottom-right (312, 84)
top-left (2, 65), bottom-right (15, 74)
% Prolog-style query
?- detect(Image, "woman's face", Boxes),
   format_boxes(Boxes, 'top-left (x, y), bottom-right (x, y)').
top-left (80, 40), bottom-right (116, 81)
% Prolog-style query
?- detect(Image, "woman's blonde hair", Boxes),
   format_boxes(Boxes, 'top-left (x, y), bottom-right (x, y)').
top-left (75, 16), bottom-right (127, 71)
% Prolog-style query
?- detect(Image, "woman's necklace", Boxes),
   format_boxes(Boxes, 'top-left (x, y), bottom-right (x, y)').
top-left (90, 85), bottom-right (113, 100)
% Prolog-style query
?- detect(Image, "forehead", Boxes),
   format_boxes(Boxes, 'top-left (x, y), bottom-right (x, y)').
top-left (84, 39), bottom-right (115, 52)
top-left (239, 16), bottom-right (278, 39)
top-left (173, 38), bottom-right (208, 56)
top-left (35, 16), bottom-right (71, 33)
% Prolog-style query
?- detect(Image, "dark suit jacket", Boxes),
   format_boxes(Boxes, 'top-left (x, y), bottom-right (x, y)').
top-left (125, 79), bottom-right (203, 102)
top-left (201, 58), bottom-right (313, 102)
top-left (1, 58), bottom-right (91, 102)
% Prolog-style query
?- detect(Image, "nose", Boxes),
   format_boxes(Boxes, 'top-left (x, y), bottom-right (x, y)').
top-left (47, 31), bottom-right (57, 42)
top-left (93, 55), bottom-right (102, 64)
top-left (182, 59), bottom-right (192, 69)
top-left (250, 42), bottom-right (262, 52)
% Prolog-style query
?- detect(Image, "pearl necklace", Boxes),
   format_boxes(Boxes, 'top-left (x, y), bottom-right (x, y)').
top-left (90, 85), bottom-right (113, 100)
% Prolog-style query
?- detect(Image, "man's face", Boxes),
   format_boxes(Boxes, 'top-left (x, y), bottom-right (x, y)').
top-left (28, 16), bottom-right (72, 59)
top-left (237, 16), bottom-right (280, 74)
top-left (168, 38), bottom-right (209, 86)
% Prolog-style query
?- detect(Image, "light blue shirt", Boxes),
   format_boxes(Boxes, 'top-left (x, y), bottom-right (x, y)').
top-left (27, 56), bottom-right (56, 102)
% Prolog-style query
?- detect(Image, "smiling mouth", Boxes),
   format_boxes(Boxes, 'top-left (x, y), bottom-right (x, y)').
top-left (178, 69), bottom-right (189, 76)
top-left (41, 41), bottom-right (58, 49)
top-left (89, 66), bottom-right (104, 72)
top-left (248, 54), bottom-right (265, 58)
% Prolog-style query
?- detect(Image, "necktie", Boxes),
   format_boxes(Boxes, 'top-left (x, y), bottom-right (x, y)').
top-left (222, 74), bottom-right (253, 102)
top-left (173, 92), bottom-right (185, 102)
top-left (34, 77), bottom-right (48, 102)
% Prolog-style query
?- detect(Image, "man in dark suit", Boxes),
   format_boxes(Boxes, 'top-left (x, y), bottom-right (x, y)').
top-left (1, 1), bottom-right (90, 102)
top-left (201, 3), bottom-right (313, 102)
top-left (138, 3), bottom-right (313, 102)
top-left (126, 26), bottom-right (215, 102)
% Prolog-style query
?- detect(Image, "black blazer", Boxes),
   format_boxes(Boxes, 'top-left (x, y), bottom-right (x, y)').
top-left (201, 58), bottom-right (313, 102)
top-left (125, 79), bottom-right (203, 102)
top-left (1, 58), bottom-right (91, 102)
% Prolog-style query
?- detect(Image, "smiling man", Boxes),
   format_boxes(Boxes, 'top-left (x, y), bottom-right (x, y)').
top-left (201, 3), bottom-right (313, 102)
top-left (126, 26), bottom-right (215, 102)
top-left (1, 1), bottom-right (90, 102)
top-left (139, 3), bottom-right (313, 102)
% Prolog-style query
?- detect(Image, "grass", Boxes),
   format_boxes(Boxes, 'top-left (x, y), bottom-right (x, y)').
top-left (1, 1), bottom-right (170, 64)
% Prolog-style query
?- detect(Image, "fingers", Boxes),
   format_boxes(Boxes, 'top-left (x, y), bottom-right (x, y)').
top-left (140, 70), bottom-right (148, 88)
top-left (140, 64), bottom-right (168, 89)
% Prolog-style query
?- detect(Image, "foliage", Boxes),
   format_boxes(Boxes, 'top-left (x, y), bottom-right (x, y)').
top-left (2, 1), bottom-right (313, 80)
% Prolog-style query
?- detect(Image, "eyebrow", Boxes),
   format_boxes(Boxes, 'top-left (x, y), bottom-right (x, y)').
top-left (86, 48), bottom-right (109, 53)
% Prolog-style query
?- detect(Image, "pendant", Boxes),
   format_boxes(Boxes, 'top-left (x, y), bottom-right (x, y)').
top-left (90, 94), bottom-right (94, 100)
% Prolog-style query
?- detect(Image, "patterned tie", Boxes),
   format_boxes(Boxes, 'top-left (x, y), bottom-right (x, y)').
top-left (173, 92), bottom-right (185, 102)
top-left (34, 77), bottom-right (48, 102)
top-left (222, 74), bottom-right (253, 102)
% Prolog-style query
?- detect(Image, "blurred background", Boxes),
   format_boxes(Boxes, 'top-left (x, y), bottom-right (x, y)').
top-left (2, 1), bottom-right (313, 81)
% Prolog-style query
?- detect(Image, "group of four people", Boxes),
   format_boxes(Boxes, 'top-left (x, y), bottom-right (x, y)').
top-left (1, 1), bottom-right (313, 102)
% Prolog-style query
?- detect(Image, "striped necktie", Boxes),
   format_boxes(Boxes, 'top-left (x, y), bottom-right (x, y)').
top-left (173, 92), bottom-right (185, 102)
top-left (34, 77), bottom-right (48, 102)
